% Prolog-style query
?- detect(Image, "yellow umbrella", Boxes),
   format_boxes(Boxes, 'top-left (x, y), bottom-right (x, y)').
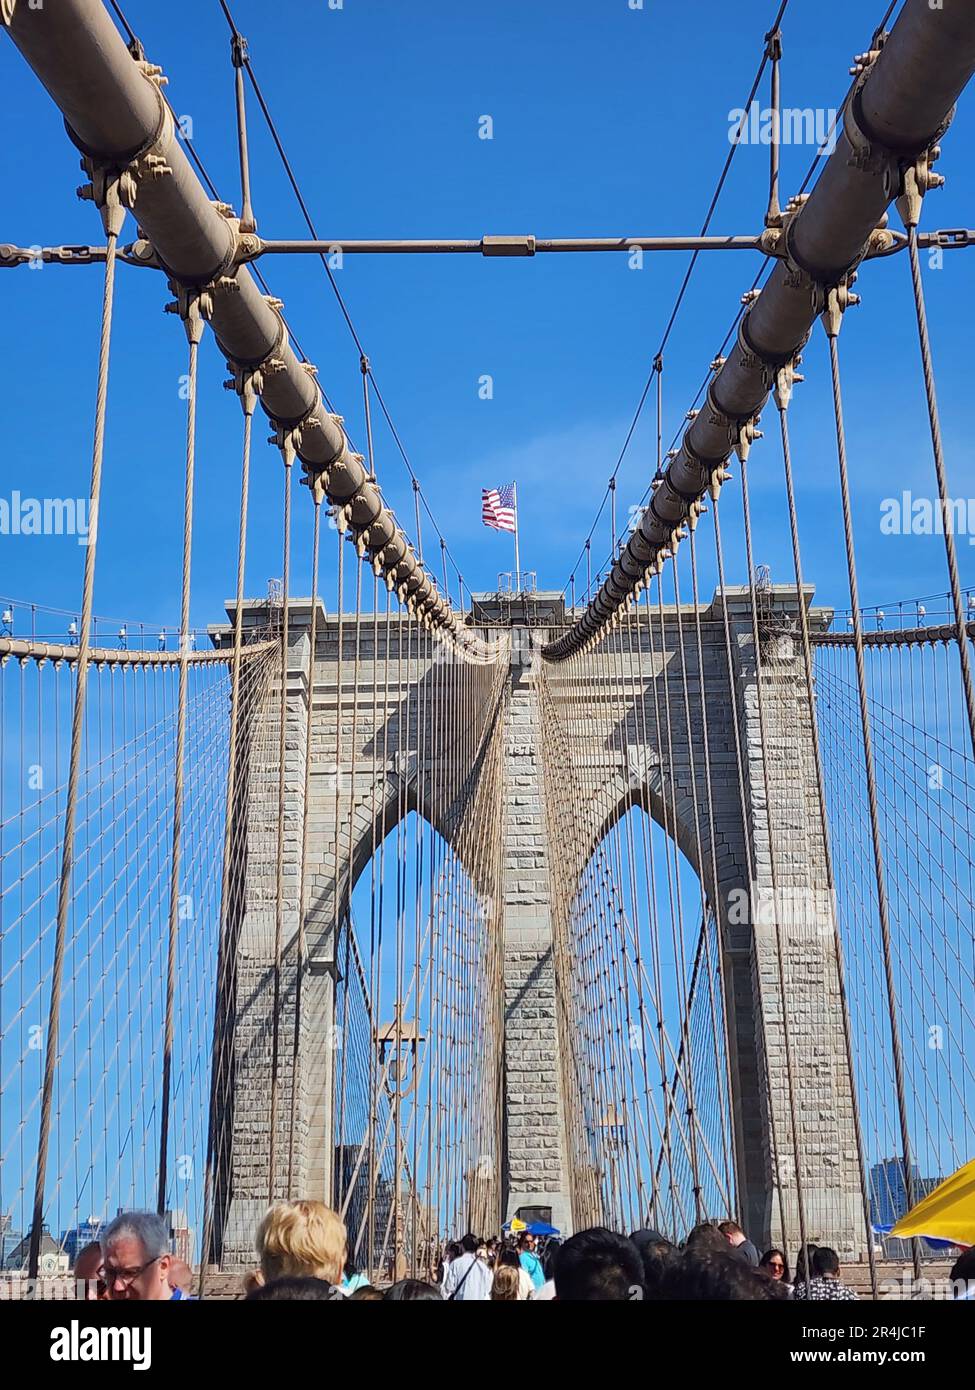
top-left (508, 1217), bottom-right (527, 1233)
top-left (890, 1157), bottom-right (975, 1247)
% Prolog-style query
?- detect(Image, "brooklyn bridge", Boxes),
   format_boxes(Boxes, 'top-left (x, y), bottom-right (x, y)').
top-left (1, 0), bottom-right (974, 1300)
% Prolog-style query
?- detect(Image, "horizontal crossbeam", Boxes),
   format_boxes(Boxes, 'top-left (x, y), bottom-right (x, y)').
top-left (4, 229), bottom-right (974, 268)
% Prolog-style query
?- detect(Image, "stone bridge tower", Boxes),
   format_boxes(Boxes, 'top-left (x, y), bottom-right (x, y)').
top-left (207, 586), bottom-right (863, 1265)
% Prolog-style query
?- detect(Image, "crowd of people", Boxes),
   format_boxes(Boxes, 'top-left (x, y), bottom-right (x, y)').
top-left (70, 1204), bottom-right (975, 1302)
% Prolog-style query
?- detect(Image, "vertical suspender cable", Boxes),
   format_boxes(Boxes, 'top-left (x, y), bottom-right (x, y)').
top-left (28, 186), bottom-right (124, 1278)
top-left (710, 493), bottom-right (789, 1248)
top-left (230, 29), bottom-right (257, 234)
top-left (199, 366), bottom-right (257, 1286)
top-left (653, 585), bottom-right (704, 1220)
top-left (738, 449), bottom-right (810, 1274)
top-left (330, 527), bottom-right (346, 1207)
top-left (765, 28), bottom-right (782, 226)
top-left (288, 484), bottom-right (323, 1195)
top-left (774, 365), bottom-right (878, 1295)
top-left (824, 301), bottom-right (920, 1280)
top-left (686, 531), bottom-right (740, 1214)
top-left (336, 552), bottom-right (363, 1215)
top-left (159, 290), bottom-right (205, 1215)
top-left (901, 218), bottom-right (975, 759)
top-left (267, 445), bottom-right (293, 1202)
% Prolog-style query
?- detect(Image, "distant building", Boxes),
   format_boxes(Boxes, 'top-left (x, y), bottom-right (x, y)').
top-left (870, 1158), bottom-right (945, 1256)
top-left (3, 1225), bottom-right (70, 1275)
top-left (870, 1158), bottom-right (942, 1228)
top-left (334, 1145), bottom-right (391, 1270)
top-left (61, 1216), bottom-right (103, 1266)
top-left (162, 1209), bottom-right (193, 1265)
top-left (0, 1214), bottom-right (23, 1270)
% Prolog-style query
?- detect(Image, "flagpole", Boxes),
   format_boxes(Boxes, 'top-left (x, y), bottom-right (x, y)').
top-left (512, 482), bottom-right (521, 593)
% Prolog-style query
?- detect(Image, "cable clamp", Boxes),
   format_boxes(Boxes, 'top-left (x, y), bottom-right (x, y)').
top-left (896, 145), bottom-right (946, 231)
top-left (164, 283), bottom-right (210, 344)
top-left (223, 362), bottom-right (264, 416)
top-left (758, 193), bottom-right (808, 268)
top-left (773, 358), bottom-right (804, 412)
top-left (707, 465), bottom-right (733, 503)
top-left (76, 163), bottom-right (132, 239)
top-left (818, 274), bottom-right (860, 339)
top-left (270, 424), bottom-right (303, 472)
top-left (844, 32), bottom-right (894, 178)
top-left (734, 418), bottom-right (763, 466)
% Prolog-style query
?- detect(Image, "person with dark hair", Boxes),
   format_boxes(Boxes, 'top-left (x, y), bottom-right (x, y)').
top-left (517, 1233), bottom-right (545, 1290)
top-left (348, 1284), bottom-right (383, 1300)
top-left (683, 1222), bottom-right (731, 1258)
top-left (436, 1241), bottom-right (461, 1287)
top-left (440, 1234), bottom-right (491, 1301)
top-left (529, 1238), bottom-right (561, 1301)
top-left (498, 1246), bottom-right (533, 1299)
top-left (793, 1246), bottom-right (858, 1301)
top-left (949, 1247), bottom-right (975, 1300)
top-left (629, 1229), bottom-right (675, 1299)
top-left (384, 1278), bottom-right (443, 1301)
top-left (717, 1220), bottom-right (760, 1266)
top-left (341, 1254), bottom-right (369, 1295)
top-left (246, 1276), bottom-right (342, 1300)
top-left (759, 1248), bottom-right (791, 1292)
top-left (553, 1227), bottom-right (644, 1301)
top-left (662, 1250), bottom-right (789, 1301)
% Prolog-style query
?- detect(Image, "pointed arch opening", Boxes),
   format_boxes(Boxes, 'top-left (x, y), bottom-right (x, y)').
top-left (332, 807), bottom-right (503, 1278)
top-left (556, 804), bottom-right (737, 1240)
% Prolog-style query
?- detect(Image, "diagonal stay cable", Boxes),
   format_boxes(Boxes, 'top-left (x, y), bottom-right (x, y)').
top-left (562, 0), bottom-right (903, 610)
top-left (559, 0), bottom-right (791, 596)
top-left (215, 0), bottom-right (474, 600)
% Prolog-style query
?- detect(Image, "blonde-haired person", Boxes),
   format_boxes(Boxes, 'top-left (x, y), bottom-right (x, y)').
top-left (256, 1201), bottom-right (347, 1288)
top-left (490, 1264), bottom-right (521, 1301)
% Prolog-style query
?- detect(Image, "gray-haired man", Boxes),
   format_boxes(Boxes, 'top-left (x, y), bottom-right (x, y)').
top-left (101, 1211), bottom-right (186, 1301)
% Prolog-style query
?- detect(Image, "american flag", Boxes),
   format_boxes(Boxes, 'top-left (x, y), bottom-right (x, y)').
top-left (482, 482), bottom-right (517, 533)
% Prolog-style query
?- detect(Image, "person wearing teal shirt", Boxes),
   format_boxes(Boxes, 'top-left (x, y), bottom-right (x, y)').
top-left (518, 1234), bottom-right (545, 1289)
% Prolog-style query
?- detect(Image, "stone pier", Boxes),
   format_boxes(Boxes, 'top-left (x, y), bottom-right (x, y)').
top-left (207, 586), bottom-right (864, 1262)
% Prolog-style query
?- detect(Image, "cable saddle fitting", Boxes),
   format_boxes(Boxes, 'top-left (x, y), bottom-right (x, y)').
top-left (897, 147), bottom-right (946, 231)
top-left (165, 283), bottom-right (214, 344)
top-left (819, 276), bottom-right (860, 339)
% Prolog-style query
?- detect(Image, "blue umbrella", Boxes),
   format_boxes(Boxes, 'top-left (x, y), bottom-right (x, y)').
top-left (872, 1222), bottom-right (958, 1252)
top-left (526, 1221), bottom-right (559, 1237)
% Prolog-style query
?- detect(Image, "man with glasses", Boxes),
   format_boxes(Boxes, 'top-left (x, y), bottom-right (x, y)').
top-left (100, 1211), bottom-right (186, 1301)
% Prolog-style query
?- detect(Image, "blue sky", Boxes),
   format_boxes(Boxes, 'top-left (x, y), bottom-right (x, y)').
top-left (3, 0), bottom-right (974, 1244)
top-left (2, 0), bottom-right (974, 635)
